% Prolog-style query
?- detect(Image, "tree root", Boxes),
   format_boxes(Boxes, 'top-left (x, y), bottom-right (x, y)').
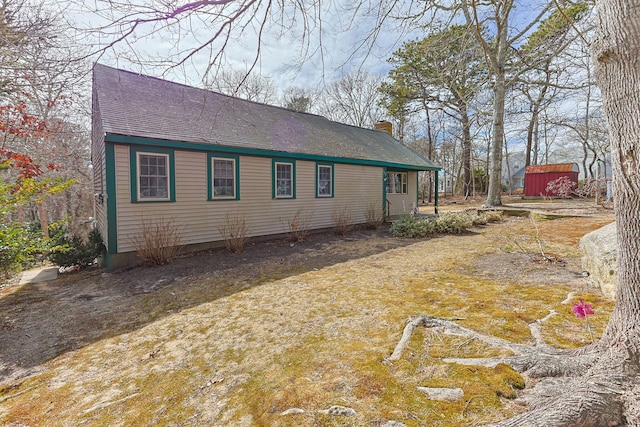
top-left (386, 314), bottom-right (531, 363)
top-left (386, 310), bottom-right (640, 426)
top-left (387, 310), bottom-right (604, 378)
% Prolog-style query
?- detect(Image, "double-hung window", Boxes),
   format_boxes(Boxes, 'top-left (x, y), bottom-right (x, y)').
top-left (273, 160), bottom-right (295, 198)
top-left (211, 157), bottom-right (237, 199)
top-left (131, 147), bottom-right (175, 202)
top-left (134, 151), bottom-right (173, 201)
top-left (316, 163), bottom-right (333, 198)
top-left (387, 172), bottom-right (408, 194)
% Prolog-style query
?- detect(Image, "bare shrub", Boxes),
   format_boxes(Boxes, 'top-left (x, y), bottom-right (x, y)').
top-left (286, 207), bottom-right (313, 242)
top-left (333, 206), bottom-right (353, 236)
top-left (575, 178), bottom-right (606, 198)
top-left (218, 211), bottom-right (250, 253)
top-left (364, 200), bottom-right (384, 230)
top-left (132, 217), bottom-right (182, 265)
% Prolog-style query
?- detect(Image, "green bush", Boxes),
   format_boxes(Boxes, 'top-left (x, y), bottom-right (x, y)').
top-left (390, 212), bottom-right (475, 238)
top-left (48, 224), bottom-right (104, 269)
top-left (0, 238), bottom-right (20, 278)
top-left (390, 214), bottom-right (435, 238)
top-left (434, 212), bottom-right (473, 234)
top-left (0, 222), bottom-right (47, 278)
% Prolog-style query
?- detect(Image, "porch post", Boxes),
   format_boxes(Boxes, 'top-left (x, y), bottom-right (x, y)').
top-left (434, 170), bottom-right (439, 215)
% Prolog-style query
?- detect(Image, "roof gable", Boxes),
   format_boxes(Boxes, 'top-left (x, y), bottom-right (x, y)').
top-left (92, 64), bottom-right (438, 170)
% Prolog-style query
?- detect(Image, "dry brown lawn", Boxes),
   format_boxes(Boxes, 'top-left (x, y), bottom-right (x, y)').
top-left (0, 201), bottom-right (615, 426)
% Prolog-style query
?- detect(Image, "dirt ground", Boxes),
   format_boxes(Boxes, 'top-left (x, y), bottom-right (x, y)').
top-left (0, 223), bottom-right (425, 383)
top-left (0, 199), bottom-right (616, 426)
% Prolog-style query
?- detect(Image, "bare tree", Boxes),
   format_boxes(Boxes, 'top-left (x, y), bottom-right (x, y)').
top-left (1, 0), bottom-right (93, 234)
top-left (316, 70), bottom-right (384, 127)
top-left (204, 68), bottom-right (277, 104)
top-left (542, 40), bottom-right (609, 178)
top-left (453, 2), bottom-right (640, 425)
top-left (456, 1), bottom-right (589, 207)
top-left (516, 3), bottom-right (591, 170)
top-left (0, 0), bottom-right (57, 99)
top-left (282, 86), bottom-right (314, 112)
top-left (70, 0), bottom-right (412, 86)
top-left (69, 1), bottom-right (640, 423)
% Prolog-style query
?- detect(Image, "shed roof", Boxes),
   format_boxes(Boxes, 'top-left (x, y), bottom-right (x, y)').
top-left (92, 64), bottom-right (439, 171)
top-left (525, 163), bottom-right (579, 174)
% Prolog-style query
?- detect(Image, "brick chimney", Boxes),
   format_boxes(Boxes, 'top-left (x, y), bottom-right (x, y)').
top-left (374, 120), bottom-right (392, 136)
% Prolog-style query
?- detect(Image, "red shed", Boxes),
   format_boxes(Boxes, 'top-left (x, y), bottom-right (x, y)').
top-left (524, 163), bottom-right (579, 196)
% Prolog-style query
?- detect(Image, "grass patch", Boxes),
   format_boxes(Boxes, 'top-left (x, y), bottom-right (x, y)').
top-left (0, 214), bottom-right (616, 427)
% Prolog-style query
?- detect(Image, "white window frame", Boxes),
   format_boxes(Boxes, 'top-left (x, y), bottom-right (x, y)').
top-left (211, 157), bottom-right (236, 199)
top-left (275, 161), bottom-right (294, 198)
top-left (387, 172), bottom-right (408, 194)
top-left (317, 164), bottom-right (333, 197)
top-left (137, 152), bottom-right (170, 201)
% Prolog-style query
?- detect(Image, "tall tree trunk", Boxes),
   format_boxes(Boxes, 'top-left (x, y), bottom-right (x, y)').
top-left (461, 102), bottom-right (472, 198)
top-left (486, 4), bottom-right (640, 424)
top-left (426, 107), bottom-right (434, 203)
top-left (592, 0), bottom-right (640, 348)
top-left (525, 113), bottom-right (535, 168)
top-left (533, 119), bottom-right (539, 165)
top-left (525, 64), bottom-right (550, 168)
top-left (486, 70), bottom-right (506, 206)
top-left (482, 0), bottom-right (511, 208)
top-left (503, 136), bottom-right (512, 194)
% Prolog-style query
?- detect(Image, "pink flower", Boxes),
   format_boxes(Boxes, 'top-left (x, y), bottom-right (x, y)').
top-left (572, 299), bottom-right (594, 318)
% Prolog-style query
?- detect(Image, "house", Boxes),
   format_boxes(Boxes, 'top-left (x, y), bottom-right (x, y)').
top-left (524, 162), bottom-right (579, 196)
top-left (510, 166), bottom-right (525, 192)
top-left (437, 170), bottom-right (454, 196)
top-left (502, 151), bottom-right (525, 189)
top-left (91, 64), bottom-right (440, 269)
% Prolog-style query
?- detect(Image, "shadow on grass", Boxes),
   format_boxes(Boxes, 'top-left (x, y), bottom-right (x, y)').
top-left (0, 225), bottom-right (438, 384)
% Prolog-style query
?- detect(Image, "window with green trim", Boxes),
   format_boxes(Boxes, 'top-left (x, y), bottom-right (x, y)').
top-left (275, 161), bottom-right (294, 198)
top-left (137, 152), bottom-right (170, 200)
top-left (317, 164), bottom-right (333, 197)
top-left (386, 172), bottom-right (408, 194)
top-left (130, 147), bottom-right (175, 203)
top-left (212, 157), bottom-right (236, 198)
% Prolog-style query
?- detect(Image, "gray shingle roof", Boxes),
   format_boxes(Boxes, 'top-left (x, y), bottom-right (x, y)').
top-left (93, 64), bottom-right (439, 170)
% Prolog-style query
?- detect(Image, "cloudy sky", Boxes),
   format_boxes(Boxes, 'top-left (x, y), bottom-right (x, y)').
top-left (64, 0), bottom-right (428, 94)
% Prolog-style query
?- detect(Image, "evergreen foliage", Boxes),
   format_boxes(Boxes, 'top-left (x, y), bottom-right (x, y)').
top-left (390, 211), bottom-right (500, 238)
top-left (48, 223), bottom-right (104, 269)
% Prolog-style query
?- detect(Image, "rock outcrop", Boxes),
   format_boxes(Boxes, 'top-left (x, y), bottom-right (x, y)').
top-left (579, 221), bottom-right (617, 299)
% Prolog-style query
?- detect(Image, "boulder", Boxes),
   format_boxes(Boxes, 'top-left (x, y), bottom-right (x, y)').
top-left (319, 405), bottom-right (356, 416)
top-left (579, 221), bottom-right (617, 299)
top-left (281, 408), bottom-right (304, 415)
top-left (416, 386), bottom-right (464, 402)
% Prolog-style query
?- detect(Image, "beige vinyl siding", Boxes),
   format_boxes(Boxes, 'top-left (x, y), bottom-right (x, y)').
top-left (115, 146), bottom-right (209, 252)
top-left (114, 145), bottom-right (384, 253)
top-left (91, 106), bottom-right (108, 249)
top-left (387, 171), bottom-right (418, 216)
